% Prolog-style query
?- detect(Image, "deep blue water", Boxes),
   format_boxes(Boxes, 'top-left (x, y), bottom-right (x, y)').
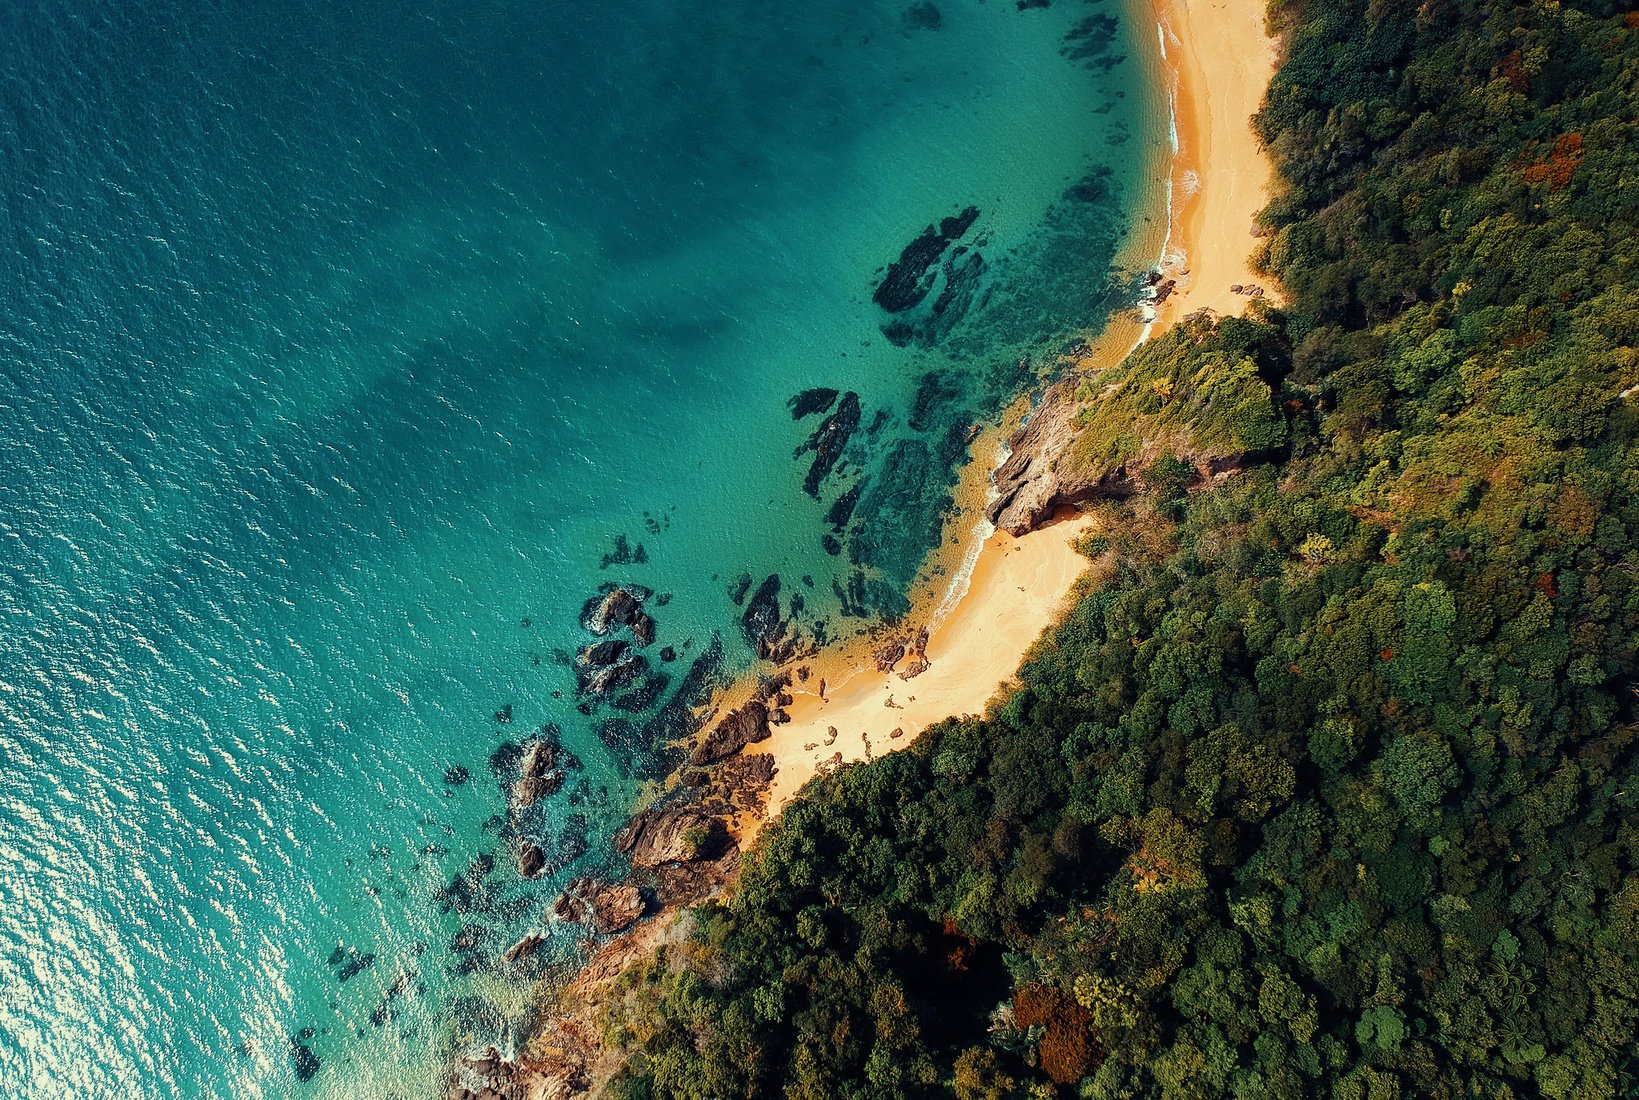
top-left (0, 0), bottom-right (1166, 1095)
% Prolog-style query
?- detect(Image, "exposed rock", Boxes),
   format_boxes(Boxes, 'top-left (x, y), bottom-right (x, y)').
top-left (512, 738), bottom-right (565, 811)
top-left (613, 802), bottom-right (730, 868)
top-left (874, 636), bottom-right (907, 672)
top-left (585, 587), bottom-right (642, 635)
top-left (899, 627), bottom-right (931, 679)
top-left (444, 765), bottom-right (470, 786)
top-left (788, 387), bottom-right (840, 419)
top-left (500, 933), bottom-right (545, 966)
top-left (659, 645), bottom-right (677, 662)
top-left (630, 611), bottom-right (656, 647)
top-left (795, 391), bottom-right (862, 497)
top-left (575, 641), bottom-right (647, 695)
top-left (987, 376), bottom-right (1135, 535)
top-left (691, 698), bottom-right (771, 765)
top-left (578, 639), bottom-right (629, 667)
top-left (873, 206), bottom-right (980, 313)
top-left (552, 878), bottom-right (645, 935)
top-left (714, 751), bottom-right (776, 802)
top-left (516, 840), bottom-right (547, 879)
top-left (448, 1045), bottom-right (526, 1100)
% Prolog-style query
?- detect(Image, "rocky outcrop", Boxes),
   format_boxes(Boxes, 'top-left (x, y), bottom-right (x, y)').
top-left (899, 627), bottom-right (931, 680)
top-left (690, 698), bottom-right (771, 765)
top-left (552, 878), bottom-right (646, 935)
top-left (575, 640), bottom-right (647, 695)
top-left (740, 573), bottom-right (796, 661)
top-left (874, 635), bottom-right (908, 672)
top-left (613, 802), bottom-right (730, 868)
top-left (499, 933), bottom-right (544, 966)
top-left (511, 737), bottom-right (564, 812)
top-left (516, 840), bottom-right (547, 880)
top-left (987, 376), bottom-right (1135, 535)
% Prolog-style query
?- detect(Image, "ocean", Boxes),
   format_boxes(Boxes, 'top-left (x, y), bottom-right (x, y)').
top-left (0, 0), bottom-right (1167, 1094)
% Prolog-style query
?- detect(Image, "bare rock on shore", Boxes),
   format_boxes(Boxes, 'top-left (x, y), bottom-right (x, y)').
top-left (987, 377), bottom-right (1134, 534)
top-left (690, 698), bottom-right (771, 765)
top-left (899, 626), bottom-right (931, 679)
top-left (874, 635), bottom-right (907, 672)
top-left (552, 877), bottom-right (646, 935)
top-left (613, 802), bottom-right (730, 868)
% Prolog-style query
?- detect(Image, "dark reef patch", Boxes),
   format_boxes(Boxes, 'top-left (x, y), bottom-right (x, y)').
top-left (795, 391), bottom-right (861, 496)
top-left (1062, 13), bottom-right (1122, 70)
top-left (903, 1), bottom-right (942, 30)
top-left (872, 206), bottom-right (980, 313)
top-left (787, 387), bottom-right (840, 419)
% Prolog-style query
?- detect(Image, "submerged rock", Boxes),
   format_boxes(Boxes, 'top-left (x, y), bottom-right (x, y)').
top-left (788, 387), bottom-right (840, 419)
top-left (796, 391), bottom-right (862, 497)
top-left (288, 1038), bottom-right (320, 1083)
top-left (873, 206), bottom-right (980, 313)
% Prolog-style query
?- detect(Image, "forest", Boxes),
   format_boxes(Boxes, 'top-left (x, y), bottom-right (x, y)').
top-left (594, 0), bottom-right (1639, 1095)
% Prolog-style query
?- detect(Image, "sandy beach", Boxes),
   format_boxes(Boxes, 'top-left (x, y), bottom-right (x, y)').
top-left (1155, 0), bottom-right (1282, 320)
top-left (729, 0), bottom-right (1283, 831)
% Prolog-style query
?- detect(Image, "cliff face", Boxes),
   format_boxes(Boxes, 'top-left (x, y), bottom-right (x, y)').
top-left (986, 375), bottom-right (1136, 535)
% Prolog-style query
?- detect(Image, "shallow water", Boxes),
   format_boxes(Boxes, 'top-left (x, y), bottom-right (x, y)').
top-left (0, 0), bottom-right (1167, 1094)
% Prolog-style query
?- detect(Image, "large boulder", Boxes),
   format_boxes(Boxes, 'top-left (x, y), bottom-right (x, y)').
top-left (613, 802), bottom-right (730, 868)
top-left (552, 877), bottom-right (646, 935)
top-left (690, 699), bottom-right (771, 765)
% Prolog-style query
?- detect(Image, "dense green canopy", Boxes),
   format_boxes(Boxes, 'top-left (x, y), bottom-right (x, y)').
top-left (600, 1), bottom-right (1639, 1096)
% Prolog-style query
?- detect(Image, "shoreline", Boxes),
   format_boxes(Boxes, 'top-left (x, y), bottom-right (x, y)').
top-left (1151, 0), bottom-right (1283, 320)
top-left (740, 0), bottom-right (1282, 833)
top-left (494, 2), bottom-right (1284, 1092)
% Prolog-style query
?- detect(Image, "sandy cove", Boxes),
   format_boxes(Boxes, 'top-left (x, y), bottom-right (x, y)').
top-left (751, 509), bottom-right (1099, 836)
top-left (494, 10), bottom-right (1285, 1096)
top-left (1154, 0), bottom-right (1283, 320)
top-left (739, 0), bottom-right (1284, 834)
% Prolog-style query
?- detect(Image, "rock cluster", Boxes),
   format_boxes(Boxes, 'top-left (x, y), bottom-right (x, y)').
top-left (448, 1045), bottom-right (528, 1100)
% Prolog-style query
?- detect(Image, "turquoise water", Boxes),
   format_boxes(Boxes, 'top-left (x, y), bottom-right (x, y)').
top-left (0, 0), bottom-right (1166, 1095)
